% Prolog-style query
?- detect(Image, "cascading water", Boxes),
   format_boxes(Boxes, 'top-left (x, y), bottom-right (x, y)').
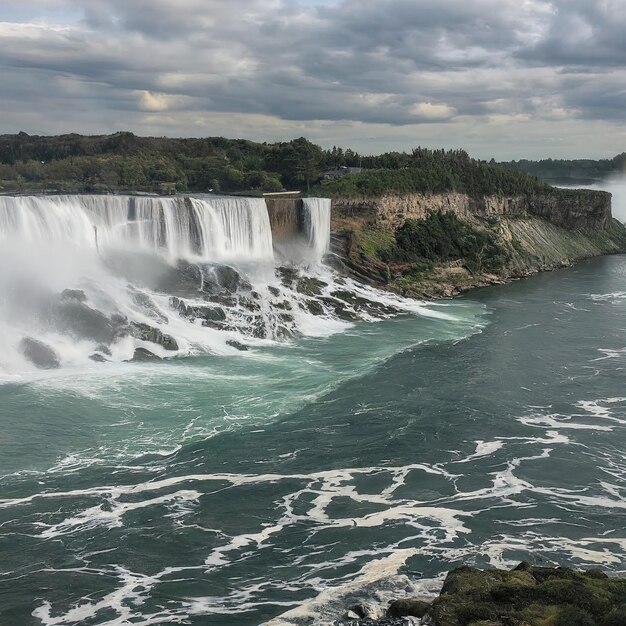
top-left (302, 197), bottom-right (331, 261)
top-left (0, 194), bottom-right (444, 379)
top-left (0, 195), bottom-right (274, 263)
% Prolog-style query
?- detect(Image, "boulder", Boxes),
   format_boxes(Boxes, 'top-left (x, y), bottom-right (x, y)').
top-left (387, 598), bottom-right (431, 618)
top-left (226, 340), bottom-right (249, 351)
top-left (208, 264), bottom-right (247, 293)
top-left (157, 260), bottom-right (204, 296)
top-left (49, 299), bottom-right (116, 343)
top-left (130, 322), bottom-right (178, 351)
top-left (19, 338), bottom-right (61, 370)
top-left (131, 347), bottom-right (161, 361)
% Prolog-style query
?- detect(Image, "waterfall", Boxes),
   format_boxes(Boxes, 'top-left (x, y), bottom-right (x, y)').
top-left (0, 193), bottom-right (435, 379)
top-left (302, 198), bottom-right (331, 261)
top-left (0, 195), bottom-right (274, 263)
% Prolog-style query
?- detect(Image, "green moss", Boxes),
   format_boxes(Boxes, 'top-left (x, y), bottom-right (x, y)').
top-left (353, 227), bottom-right (395, 259)
top-left (428, 564), bottom-right (626, 626)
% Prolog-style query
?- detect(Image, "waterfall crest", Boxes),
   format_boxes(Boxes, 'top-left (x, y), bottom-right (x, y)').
top-left (303, 198), bottom-right (331, 261)
top-left (0, 195), bottom-right (274, 263)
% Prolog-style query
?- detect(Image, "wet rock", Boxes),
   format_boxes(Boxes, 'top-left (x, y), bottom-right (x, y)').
top-left (172, 297), bottom-right (227, 325)
top-left (386, 599), bottom-right (431, 619)
top-left (268, 286), bottom-right (281, 297)
top-left (110, 313), bottom-right (128, 328)
top-left (274, 300), bottom-right (293, 311)
top-left (208, 264), bottom-right (248, 293)
top-left (303, 300), bottom-right (325, 316)
top-left (49, 299), bottom-right (116, 343)
top-left (202, 320), bottom-right (227, 331)
top-left (170, 296), bottom-right (188, 316)
top-left (239, 297), bottom-right (261, 312)
top-left (60, 289), bottom-right (87, 303)
top-left (89, 353), bottom-right (108, 363)
top-left (130, 322), bottom-right (179, 351)
top-left (321, 297), bottom-right (359, 321)
top-left (95, 344), bottom-right (112, 357)
top-left (19, 337), bottom-right (61, 369)
top-left (226, 340), bottom-right (249, 351)
top-left (275, 325), bottom-right (296, 340)
top-left (428, 563), bottom-right (622, 626)
top-left (297, 276), bottom-right (327, 297)
top-left (156, 260), bottom-right (204, 296)
top-left (331, 290), bottom-right (398, 317)
top-left (342, 610), bottom-right (360, 620)
top-left (131, 347), bottom-right (161, 361)
top-left (277, 266), bottom-right (298, 287)
top-left (207, 294), bottom-right (238, 308)
top-left (201, 307), bottom-right (227, 323)
top-left (129, 289), bottom-right (168, 323)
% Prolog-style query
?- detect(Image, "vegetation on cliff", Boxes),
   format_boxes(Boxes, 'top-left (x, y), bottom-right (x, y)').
top-left (384, 212), bottom-right (506, 273)
top-left (0, 132), bottom-right (547, 196)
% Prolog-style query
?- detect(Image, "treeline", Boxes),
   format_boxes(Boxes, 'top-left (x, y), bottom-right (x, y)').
top-left (503, 154), bottom-right (626, 184)
top-left (0, 131), bottom-right (547, 197)
top-left (313, 149), bottom-right (550, 197)
top-left (0, 133), bottom-right (324, 194)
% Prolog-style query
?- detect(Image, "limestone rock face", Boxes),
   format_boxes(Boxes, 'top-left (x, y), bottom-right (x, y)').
top-left (331, 189), bottom-right (613, 234)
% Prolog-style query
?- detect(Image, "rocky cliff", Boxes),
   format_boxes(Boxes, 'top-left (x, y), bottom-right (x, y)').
top-left (329, 189), bottom-right (626, 298)
top-left (265, 198), bottom-right (304, 240)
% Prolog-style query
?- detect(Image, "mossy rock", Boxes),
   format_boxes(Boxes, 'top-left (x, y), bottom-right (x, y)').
top-left (428, 564), bottom-right (625, 626)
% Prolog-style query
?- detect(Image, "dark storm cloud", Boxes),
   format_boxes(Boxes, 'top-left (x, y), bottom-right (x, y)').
top-left (1, 0), bottom-right (626, 155)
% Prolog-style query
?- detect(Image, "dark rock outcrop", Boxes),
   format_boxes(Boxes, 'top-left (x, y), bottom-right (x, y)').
top-left (19, 338), bottom-right (61, 369)
top-left (129, 322), bottom-right (178, 351)
top-left (131, 347), bottom-right (161, 361)
top-left (60, 289), bottom-right (87, 303)
top-left (48, 298), bottom-right (116, 343)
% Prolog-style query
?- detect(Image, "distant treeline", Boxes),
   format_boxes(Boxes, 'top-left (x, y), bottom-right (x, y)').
top-left (0, 131), bottom-right (548, 197)
top-left (502, 154), bottom-right (626, 184)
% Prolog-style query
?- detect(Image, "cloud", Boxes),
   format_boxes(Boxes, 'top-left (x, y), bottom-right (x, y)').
top-left (410, 102), bottom-right (457, 121)
top-left (0, 0), bottom-right (625, 158)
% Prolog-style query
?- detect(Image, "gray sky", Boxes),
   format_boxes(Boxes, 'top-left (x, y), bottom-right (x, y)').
top-left (1, 0), bottom-right (625, 159)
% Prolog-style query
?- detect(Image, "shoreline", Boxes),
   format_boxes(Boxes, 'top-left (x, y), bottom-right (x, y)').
top-left (270, 560), bottom-right (626, 626)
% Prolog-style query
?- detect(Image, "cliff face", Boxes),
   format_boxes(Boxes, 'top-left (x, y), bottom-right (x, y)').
top-left (265, 198), bottom-right (303, 240)
top-left (331, 189), bottom-right (612, 234)
top-left (329, 190), bottom-right (626, 298)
